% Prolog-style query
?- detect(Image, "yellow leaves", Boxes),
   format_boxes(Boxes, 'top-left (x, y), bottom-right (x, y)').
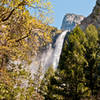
top-left (46, 2), bottom-right (51, 7)
top-left (77, 83), bottom-right (91, 97)
top-left (18, 6), bottom-right (23, 10)
top-left (0, 68), bottom-right (13, 85)
top-left (0, 46), bottom-right (10, 51)
top-left (7, 39), bottom-right (15, 45)
top-left (0, 0), bottom-right (54, 65)
top-left (44, 32), bottom-right (52, 42)
top-left (43, 1), bottom-right (52, 9)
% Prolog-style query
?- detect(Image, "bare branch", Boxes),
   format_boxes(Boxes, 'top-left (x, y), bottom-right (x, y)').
top-left (1, 0), bottom-right (26, 22)
top-left (15, 29), bottom-right (45, 42)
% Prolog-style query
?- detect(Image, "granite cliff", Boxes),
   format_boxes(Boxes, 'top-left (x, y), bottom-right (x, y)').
top-left (80, 0), bottom-right (100, 30)
top-left (61, 13), bottom-right (84, 31)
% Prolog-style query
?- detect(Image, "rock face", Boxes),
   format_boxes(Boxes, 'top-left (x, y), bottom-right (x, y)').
top-left (80, 0), bottom-right (100, 30)
top-left (61, 13), bottom-right (84, 31)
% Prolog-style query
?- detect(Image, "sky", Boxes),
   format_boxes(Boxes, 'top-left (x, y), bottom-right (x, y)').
top-left (50, 0), bottom-right (96, 29)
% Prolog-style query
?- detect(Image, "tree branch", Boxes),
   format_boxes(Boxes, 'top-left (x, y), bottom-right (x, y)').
top-left (1, 0), bottom-right (26, 22)
top-left (15, 29), bottom-right (45, 42)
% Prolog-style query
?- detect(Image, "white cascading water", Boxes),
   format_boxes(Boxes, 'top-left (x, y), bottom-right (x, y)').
top-left (52, 30), bottom-right (68, 68)
top-left (30, 30), bottom-right (68, 74)
top-left (41, 30), bottom-right (68, 69)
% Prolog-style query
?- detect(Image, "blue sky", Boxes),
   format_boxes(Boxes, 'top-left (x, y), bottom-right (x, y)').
top-left (50, 0), bottom-right (96, 29)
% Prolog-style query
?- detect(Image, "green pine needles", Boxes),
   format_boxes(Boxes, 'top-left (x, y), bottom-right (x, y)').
top-left (40, 25), bottom-right (100, 100)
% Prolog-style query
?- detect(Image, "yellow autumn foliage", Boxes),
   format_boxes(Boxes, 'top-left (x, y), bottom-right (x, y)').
top-left (0, 0), bottom-right (56, 67)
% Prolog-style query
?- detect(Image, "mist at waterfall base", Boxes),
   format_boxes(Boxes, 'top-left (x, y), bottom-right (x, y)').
top-left (30, 30), bottom-right (68, 74)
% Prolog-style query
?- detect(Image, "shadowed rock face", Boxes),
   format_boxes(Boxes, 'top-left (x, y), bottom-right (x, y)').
top-left (97, 0), bottom-right (100, 5)
top-left (61, 13), bottom-right (84, 31)
top-left (80, 0), bottom-right (100, 30)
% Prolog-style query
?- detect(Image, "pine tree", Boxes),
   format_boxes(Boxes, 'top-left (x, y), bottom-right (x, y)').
top-left (84, 25), bottom-right (100, 96)
top-left (59, 26), bottom-right (91, 100)
top-left (46, 25), bottom-right (100, 100)
top-left (40, 66), bottom-right (55, 100)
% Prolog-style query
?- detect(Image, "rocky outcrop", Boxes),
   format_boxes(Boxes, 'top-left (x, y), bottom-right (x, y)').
top-left (61, 13), bottom-right (84, 31)
top-left (80, 0), bottom-right (100, 30)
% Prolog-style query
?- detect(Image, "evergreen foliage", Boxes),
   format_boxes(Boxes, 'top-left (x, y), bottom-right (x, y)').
top-left (44, 25), bottom-right (100, 100)
top-left (40, 66), bottom-right (55, 100)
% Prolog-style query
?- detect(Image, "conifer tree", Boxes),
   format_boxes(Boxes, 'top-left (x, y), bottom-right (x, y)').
top-left (84, 25), bottom-right (100, 96)
top-left (46, 25), bottom-right (100, 100)
top-left (40, 66), bottom-right (55, 100)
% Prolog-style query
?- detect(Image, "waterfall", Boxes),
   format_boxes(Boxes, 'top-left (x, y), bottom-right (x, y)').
top-left (30, 30), bottom-right (68, 74)
top-left (52, 30), bottom-right (68, 68)
top-left (40, 30), bottom-right (68, 69)
top-left (40, 30), bottom-right (69, 68)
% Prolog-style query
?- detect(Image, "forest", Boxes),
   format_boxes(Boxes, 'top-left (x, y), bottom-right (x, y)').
top-left (0, 0), bottom-right (100, 100)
